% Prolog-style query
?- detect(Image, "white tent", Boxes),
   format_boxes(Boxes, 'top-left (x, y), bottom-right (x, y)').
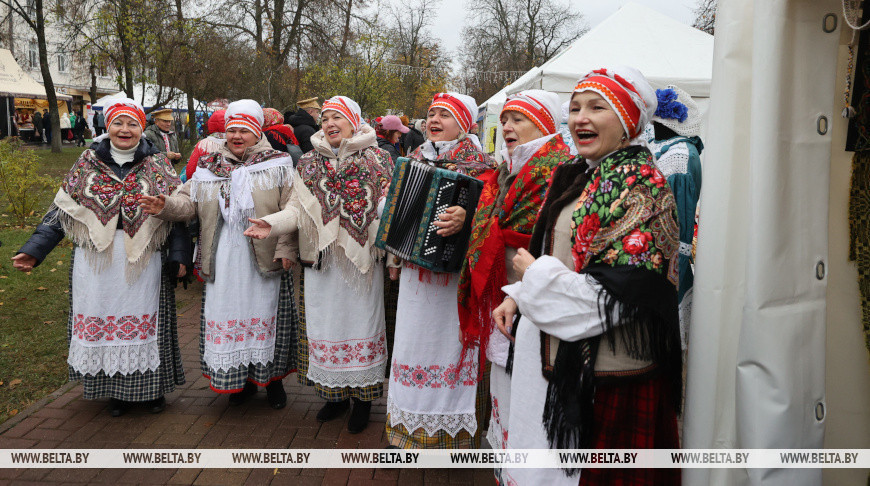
top-left (478, 2), bottom-right (714, 155)
top-left (684, 0), bottom-right (869, 485)
top-left (92, 83), bottom-right (206, 113)
top-left (0, 48), bottom-right (71, 101)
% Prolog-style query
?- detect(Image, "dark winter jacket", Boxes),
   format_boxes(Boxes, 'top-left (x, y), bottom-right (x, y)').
top-left (402, 126), bottom-right (425, 155)
top-left (377, 136), bottom-right (400, 164)
top-left (18, 138), bottom-right (191, 268)
top-left (286, 108), bottom-right (319, 154)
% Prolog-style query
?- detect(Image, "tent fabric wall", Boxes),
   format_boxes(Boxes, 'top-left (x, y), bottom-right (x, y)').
top-left (683, 1), bottom-right (838, 485)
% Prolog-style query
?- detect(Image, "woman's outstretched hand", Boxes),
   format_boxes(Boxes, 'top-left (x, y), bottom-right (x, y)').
top-left (139, 194), bottom-right (166, 215)
top-left (244, 218), bottom-right (273, 239)
top-left (11, 253), bottom-right (37, 272)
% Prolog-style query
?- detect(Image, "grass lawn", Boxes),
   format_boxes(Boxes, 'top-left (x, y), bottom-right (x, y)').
top-left (0, 145), bottom-right (93, 424)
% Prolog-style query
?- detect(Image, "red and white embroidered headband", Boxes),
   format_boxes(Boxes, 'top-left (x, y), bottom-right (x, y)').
top-left (429, 93), bottom-right (473, 133)
top-left (574, 68), bottom-right (646, 139)
top-left (225, 113), bottom-right (263, 138)
top-left (501, 94), bottom-right (557, 135)
top-left (322, 96), bottom-right (361, 132)
top-left (105, 102), bottom-right (146, 129)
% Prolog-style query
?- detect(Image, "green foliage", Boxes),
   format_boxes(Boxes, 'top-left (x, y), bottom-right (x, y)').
top-left (0, 139), bottom-right (58, 228)
top-left (0, 228), bottom-right (71, 424)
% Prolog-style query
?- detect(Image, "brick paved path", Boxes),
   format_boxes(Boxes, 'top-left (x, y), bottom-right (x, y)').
top-left (0, 282), bottom-right (495, 485)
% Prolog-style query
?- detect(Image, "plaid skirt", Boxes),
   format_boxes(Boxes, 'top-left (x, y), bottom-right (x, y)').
top-left (67, 251), bottom-right (186, 402)
top-left (201, 271), bottom-right (297, 393)
top-left (577, 373), bottom-right (681, 486)
top-left (294, 266), bottom-right (383, 402)
top-left (385, 364), bottom-right (490, 449)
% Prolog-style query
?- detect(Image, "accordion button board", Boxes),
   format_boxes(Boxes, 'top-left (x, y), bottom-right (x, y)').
top-left (375, 157), bottom-right (484, 273)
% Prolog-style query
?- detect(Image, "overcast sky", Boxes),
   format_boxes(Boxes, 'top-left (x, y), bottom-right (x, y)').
top-left (429, 0), bottom-right (697, 58)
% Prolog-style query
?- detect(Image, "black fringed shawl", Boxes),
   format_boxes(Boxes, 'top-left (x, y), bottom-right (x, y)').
top-left (511, 147), bottom-right (682, 473)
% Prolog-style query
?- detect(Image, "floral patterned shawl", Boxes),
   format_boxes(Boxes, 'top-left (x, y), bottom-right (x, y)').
top-left (294, 125), bottom-right (393, 278)
top-left (526, 145), bottom-right (682, 453)
top-left (52, 146), bottom-right (179, 279)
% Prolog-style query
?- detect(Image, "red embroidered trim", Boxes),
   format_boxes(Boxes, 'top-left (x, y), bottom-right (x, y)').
top-left (73, 313), bottom-right (156, 342)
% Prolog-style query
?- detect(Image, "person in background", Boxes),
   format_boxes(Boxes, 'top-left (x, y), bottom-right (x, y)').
top-left (184, 110), bottom-right (226, 181)
top-left (263, 108), bottom-right (303, 164)
top-left (376, 115), bottom-right (407, 164)
top-left (60, 112), bottom-right (71, 143)
top-left (93, 109), bottom-right (105, 137)
top-left (12, 98), bottom-right (190, 417)
top-left (32, 108), bottom-right (42, 143)
top-left (145, 109), bottom-right (182, 165)
top-left (402, 116), bottom-right (425, 155)
top-left (646, 85), bottom-right (703, 349)
top-left (73, 111), bottom-right (87, 147)
top-left (286, 97), bottom-right (320, 153)
top-left (42, 109), bottom-right (51, 143)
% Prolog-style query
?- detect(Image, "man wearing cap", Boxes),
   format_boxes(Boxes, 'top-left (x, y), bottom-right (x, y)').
top-left (286, 97), bottom-right (320, 154)
top-left (145, 108), bottom-right (182, 164)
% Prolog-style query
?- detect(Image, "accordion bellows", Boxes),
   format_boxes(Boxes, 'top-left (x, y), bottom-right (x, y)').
top-left (376, 157), bottom-right (483, 273)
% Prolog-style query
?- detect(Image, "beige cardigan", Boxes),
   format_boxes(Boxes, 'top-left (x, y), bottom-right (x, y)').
top-left (155, 138), bottom-right (294, 281)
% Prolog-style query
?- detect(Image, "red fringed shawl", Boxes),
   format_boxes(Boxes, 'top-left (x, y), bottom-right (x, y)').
top-left (457, 135), bottom-right (573, 372)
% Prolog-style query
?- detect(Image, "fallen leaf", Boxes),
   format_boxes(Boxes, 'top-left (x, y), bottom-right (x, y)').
top-left (63, 290), bottom-right (69, 294)
top-left (56, 261), bottom-right (63, 265)
top-left (273, 468), bottom-right (279, 476)
top-left (0, 276), bottom-right (6, 279)
top-left (36, 287), bottom-right (47, 291)
top-left (43, 321), bottom-right (54, 325)
top-left (24, 272), bottom-right (30, 276)
top-left (8, 409), bottom-right (18, 417)
top-left (49, 268), bottom-right (56, 272)
top-left (9, 379), bottom-right (21, 388)
top-left (0, 381), bottom-right (4, 386)
top-left (0, 289), bottom-right (5, 292)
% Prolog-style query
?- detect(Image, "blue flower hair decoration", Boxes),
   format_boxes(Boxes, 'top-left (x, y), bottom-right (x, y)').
top-left (655, 88), bottom-right (688, 123)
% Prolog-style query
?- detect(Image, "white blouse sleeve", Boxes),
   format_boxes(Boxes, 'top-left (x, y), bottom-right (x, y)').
top-left (502, 255), bottom-right (618, 342)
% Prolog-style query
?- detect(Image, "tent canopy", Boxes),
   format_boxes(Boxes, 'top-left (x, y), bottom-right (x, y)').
top-left (510, 2), bottom-right (714, 97)
top-left (93, 83), bottom-right (206, 112)
top-left (477, 2), bottom-right (714, 155)
top-left (0, 48), bottom-right (71, 100)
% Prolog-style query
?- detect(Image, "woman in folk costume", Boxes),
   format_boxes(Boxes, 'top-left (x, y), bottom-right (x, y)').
top-left (245, 96), bottom-right (393, 433)
top-left (13, 98), bottom-right (190, 417)
top-left (184, 109), bottom-right (226, 181)
top-left (457, 90), bottom-right (573, 472)
top-left (141, 100), bottom-right (296, 410)
top-left (385, 92), bottom-right (496, 449)
top-left (646, 85), bottom-right (703, 349)
top-left (493, 67), bottom-right (682, 486)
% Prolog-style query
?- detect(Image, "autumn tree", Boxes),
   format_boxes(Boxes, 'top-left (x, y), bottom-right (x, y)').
top-left (0, 0), bottom-right (63, 152)
top-left (692, 0), bottom-right (717, 35)
top-left (458, 0), bottom-right (585, 102)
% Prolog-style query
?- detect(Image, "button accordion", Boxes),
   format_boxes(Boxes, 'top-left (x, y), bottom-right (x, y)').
top-left (376, 157), bottom-right (484, 273)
